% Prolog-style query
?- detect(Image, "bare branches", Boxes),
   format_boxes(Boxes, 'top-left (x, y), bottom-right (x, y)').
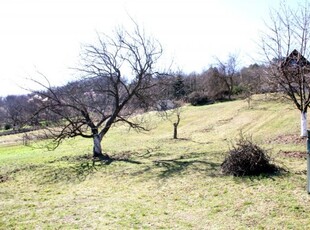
top-left (158, 100), bottom-right (184, 139)
top-left (260, 1), bottom-right (310, 136)
top-left (31, 22), bottom-right (163, 157)
top-left (214, 53), bottom-right (240, 100)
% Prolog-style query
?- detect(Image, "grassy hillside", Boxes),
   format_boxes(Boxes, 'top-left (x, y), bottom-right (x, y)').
top-left (1, 94), bottom-right (310, 229)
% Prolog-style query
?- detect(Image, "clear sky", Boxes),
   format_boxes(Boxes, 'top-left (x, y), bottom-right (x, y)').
top-left (0, 0), bottom-right (297, 96)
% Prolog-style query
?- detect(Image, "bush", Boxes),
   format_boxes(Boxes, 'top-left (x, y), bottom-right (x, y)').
top-left (232, 85), bottom-right (246, 95)
top-left (4, 124), bottom-right (11, 130)
top-left (187, 92), bottom-right (210, 106)
top-left (221, 136), bottom-right (280, 176)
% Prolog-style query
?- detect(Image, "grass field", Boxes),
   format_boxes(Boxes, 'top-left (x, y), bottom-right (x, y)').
top-left (1, 94), bottom-right (310, 229)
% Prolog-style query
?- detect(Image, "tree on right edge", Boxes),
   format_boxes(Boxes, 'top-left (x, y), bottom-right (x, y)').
top-left (261, 1), bottom-right (310, 137)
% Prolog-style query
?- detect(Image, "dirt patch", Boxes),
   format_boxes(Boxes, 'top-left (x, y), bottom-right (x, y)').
top-left (267, 134), bottom-right (306, 145)
top-left (279, 150), bottom-right (307, 159)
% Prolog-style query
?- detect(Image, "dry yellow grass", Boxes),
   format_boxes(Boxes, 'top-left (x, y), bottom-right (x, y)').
top-left (1, 94), bottom-right (310, 229)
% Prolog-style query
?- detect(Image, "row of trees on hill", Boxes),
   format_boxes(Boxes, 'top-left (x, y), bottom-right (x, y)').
top-left (0, 95), bottom-right (38, 131)
top-left (0, 61), bottom-right (270, 131)
top-left (2, 1), bottom-right (310, 158)
top-left (154, 60), bottom-right (270, 106)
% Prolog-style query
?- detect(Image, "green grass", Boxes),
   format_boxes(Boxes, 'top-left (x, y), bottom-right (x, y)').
top-left (1, 94), bottom-right (310, 229)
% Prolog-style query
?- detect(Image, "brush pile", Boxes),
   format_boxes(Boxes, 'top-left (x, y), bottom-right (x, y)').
top-left (221, 137), bottom-right (280, 176)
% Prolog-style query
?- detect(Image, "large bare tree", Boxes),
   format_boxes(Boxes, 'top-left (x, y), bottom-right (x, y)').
top-left (32, 24), bottom-right (163, 159)
top-left (261, 1), bottom-right (310, 137)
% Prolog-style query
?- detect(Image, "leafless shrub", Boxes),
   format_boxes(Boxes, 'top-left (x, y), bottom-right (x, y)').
top-left (221, 136), bottom-right (281, 176)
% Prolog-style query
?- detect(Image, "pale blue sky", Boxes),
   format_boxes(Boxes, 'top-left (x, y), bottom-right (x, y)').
top-left (0, 0), bottom-right (297, 96)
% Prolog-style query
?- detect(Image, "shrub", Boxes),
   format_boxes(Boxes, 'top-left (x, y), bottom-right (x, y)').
top-left (4, 124), bottom-right (11, 130)
top-left (232, 85), bottom-right (246, 95)
top-left (187, 92), bottom-right (210, 106)
top-left (221, 136), bottom-right (280, 176)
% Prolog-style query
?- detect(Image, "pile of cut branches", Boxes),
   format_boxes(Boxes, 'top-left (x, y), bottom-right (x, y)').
top-left (221, 136), bottom-right (280, 176)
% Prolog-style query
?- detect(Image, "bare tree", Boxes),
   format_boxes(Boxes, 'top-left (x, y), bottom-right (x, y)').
top-left (260, 1), bottom-right (310, 137)
top-left (32, 23), bottom-right (163, 159)
top-left (3, 95), bottom-right (31, 130)
top-left (240, 64), bottom-right (264, 108)
top-left (158, 100), bottom-right (183, 139)
top-left (154, 74), bottom-right (184, 139)
top-left (172, 106), bottom-right (182, 139)
top-left (215, 53), bottom-right (239, 100)
top-left (204, 66), bottom-right (228, 100)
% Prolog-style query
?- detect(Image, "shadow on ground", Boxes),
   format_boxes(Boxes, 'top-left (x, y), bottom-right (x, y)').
top-left (39, 154), bottom-right (143, 183)
top-left (153, 158), bottom-right (221, 178)
top-left (127, 151), bottom-right (223, 179)
top-left (33, 150), bottom-right (223, 183)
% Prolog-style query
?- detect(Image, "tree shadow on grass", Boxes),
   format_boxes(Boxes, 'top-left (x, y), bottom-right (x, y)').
top-left (121, 151), bottom-right (224, 179)
top-left (0, 164), bottom-right (41, 184)
top-left (153, 158), bottom-right (221, 178)
top-left (92, 155), bottom-right (142, 166)
top-left (40, 154), bottom-right (143, 184)
top-left (40, 162), bottom-right (98, 183)
top-left (39, 151), bottom-right (223, 183)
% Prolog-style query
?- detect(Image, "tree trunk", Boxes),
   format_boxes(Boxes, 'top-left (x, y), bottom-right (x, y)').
top-left (301, 111), bottom-right (307, 137)
top-left (173, 112), bottom-right (181, 139)
top-left (173, 123), bottom-right (178, 139)
top-left (93, 134), bottom-right (109, 159)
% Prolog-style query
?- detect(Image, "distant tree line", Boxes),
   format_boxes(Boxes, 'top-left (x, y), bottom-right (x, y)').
top-left (0, 61), bottom-right (272, 133)
top-left (153, 61), bottom-right (271, 106)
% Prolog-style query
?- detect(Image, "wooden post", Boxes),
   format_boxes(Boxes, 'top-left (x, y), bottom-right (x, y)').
top-left (307, 130), bottom-right (310, 193)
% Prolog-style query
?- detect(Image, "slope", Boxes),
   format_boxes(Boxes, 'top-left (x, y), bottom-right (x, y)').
top-left (0, 94), bottom-right (309, 229)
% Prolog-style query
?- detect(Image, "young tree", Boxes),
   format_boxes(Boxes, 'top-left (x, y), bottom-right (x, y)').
top-left (158, 100), bottom-right (183, 139)
top-left (155, 74), bottom-right (184, 139)
top-left (260, 1), bottom-right (310, 137)
top-left (172, 105), bottom-right (182, 139)
top-left (32, 23), bottom-right (163, 159)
